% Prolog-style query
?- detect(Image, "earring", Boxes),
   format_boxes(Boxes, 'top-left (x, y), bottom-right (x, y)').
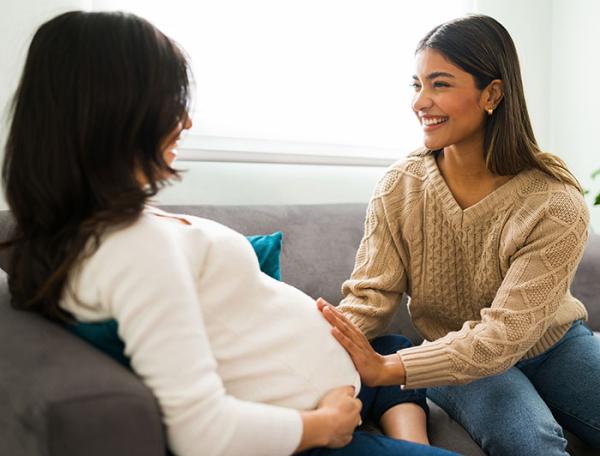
top-left (486, 106), bottom-right (494, 115)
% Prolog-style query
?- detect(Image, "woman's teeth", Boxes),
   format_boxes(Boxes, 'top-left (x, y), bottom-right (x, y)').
top-left (423, 117), bottom-right (448, 126)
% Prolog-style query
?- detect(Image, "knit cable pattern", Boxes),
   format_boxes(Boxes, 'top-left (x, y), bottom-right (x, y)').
top-left (339, 154), bottom-right (589, 388)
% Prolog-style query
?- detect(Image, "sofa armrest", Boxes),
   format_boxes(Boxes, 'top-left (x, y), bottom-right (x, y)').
top-left (572, 232), bottom-right (600, 332)
top-left (0, 272), bottom-right (166, 456)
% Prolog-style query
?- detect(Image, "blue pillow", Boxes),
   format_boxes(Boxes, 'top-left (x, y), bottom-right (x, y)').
top-left (65, 231), bottom-right (284, 368)
top-left (68, 319), bottom-right (131, 367)
top-left (246, 231), bottom-right (282, 281)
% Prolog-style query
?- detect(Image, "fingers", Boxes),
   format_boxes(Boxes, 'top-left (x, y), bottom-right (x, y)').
top-left (317, 300), bottom-right (352, 333)
top-left (355, 398), bottom-right (363, 415)
top-left (322, 304), bottom-right (352, 329)
top-left (322, 306), bottom-right (364, 343)
top-left (331, 326), bottom-right (362, 357)
top-left (321, 304), bottom-right (343, 326)
top-left (338, 385), bottom-right (356, 397)
top-left (316, 297), bottom-right (332, 312)
top-left (316, 297), bottom-right (327, 311)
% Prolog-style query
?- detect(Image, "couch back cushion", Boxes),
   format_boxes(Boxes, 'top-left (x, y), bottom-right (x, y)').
top-left (160, 204), bottom-right (367, 305)
top-left (0, 206), bottom-right (598, 335)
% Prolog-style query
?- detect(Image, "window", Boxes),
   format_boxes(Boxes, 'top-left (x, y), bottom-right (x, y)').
top-left (93, 0), bottom-right (472, 165)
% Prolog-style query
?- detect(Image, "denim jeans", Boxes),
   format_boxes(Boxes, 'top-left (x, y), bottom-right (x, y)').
top-left (428, 320), bottom-right (600, 455)
top-left (300, 335), bottom-right (458, 456)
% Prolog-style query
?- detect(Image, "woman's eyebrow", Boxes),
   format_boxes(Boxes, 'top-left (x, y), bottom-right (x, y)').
top-left (412, 72), bottom-right (456, 80)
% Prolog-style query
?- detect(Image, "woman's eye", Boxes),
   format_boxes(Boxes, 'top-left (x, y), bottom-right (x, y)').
top-left (410, 82), bottom-right (422, 91)
top-left (433, 81), bottom-right (450, 88)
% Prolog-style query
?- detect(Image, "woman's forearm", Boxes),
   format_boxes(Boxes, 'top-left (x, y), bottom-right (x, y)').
top-left (295, 410), bottom-right (332, 452)
top-left (294, 384), bottom-right (361, 453)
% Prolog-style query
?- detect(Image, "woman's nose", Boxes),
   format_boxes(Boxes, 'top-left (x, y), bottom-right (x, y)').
top-left (412, 88), bottom-right (432, 113)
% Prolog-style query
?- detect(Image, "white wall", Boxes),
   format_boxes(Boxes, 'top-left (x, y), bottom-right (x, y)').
top-left (1, 1), bottom-right (598, 227)
top-left (157, 162), bottom-right (385, 206)
top-left (0, 0), bottom-right (91, 209)
top-left (550, 0), bottom-right (600, 230)
top-left (158, 0), bottom-right (562, 209)
top-left (157, 0), bottom-right (557, 208)
top-left (474, 0), bottom-right (553, 149)
top-left (0, 0), bottom-right (389, 210)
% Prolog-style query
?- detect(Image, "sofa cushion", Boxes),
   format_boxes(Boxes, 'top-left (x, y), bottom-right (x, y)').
top-left (571, 232), bottom-right (600, 331)
top-left (0, 270), bottom-right (166, 456)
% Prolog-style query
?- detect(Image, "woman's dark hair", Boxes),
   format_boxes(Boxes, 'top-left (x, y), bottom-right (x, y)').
top-left (2, 11), bottom-right (191, 321)
top-left (415, 14), bottom-right (581, 191)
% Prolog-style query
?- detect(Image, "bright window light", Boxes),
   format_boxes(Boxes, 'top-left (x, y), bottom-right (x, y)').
top-left (93, 1), bottom-right (472, 161)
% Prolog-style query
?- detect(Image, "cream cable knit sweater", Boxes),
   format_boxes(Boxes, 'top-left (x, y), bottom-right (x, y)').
top-left (338, 150), bottom-right (589, 389)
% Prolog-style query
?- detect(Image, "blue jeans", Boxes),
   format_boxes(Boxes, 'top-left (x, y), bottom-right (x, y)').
top-left (428, 321), bottom-right (600, 455)
top-left (300, 335), bottom-right (458, 456)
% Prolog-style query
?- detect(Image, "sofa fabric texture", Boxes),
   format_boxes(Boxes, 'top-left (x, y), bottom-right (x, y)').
top-left (0, 205), bottom-right (597, 456)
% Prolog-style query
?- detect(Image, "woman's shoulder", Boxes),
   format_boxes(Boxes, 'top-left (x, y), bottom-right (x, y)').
top-left (516, 169), bottom-right (588, 213)
top-left (373, 147), bottom-right (431, 199)
top-left (509, 168), bottom-right (589, 235)
top-left (90, 209), bottom-right (230, 265)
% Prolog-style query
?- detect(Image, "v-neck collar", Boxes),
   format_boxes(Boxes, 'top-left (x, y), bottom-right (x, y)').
top-left (424, 152), bottom-right (522, 227)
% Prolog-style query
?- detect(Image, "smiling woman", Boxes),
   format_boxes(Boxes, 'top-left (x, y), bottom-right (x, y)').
top-left (326, 14), bottom-right (600, 456)
top-left (410, 50), bottom-right (511, 209)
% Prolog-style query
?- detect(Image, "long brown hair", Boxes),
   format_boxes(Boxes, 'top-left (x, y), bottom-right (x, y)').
top-left (416, 14), bottom-right (581, 191)
top-left (1, 11), bottom-right (191, 321)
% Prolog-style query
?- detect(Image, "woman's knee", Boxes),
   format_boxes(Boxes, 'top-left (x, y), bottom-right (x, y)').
top-left (480, 419), bottom-right (567, 456)
top-left (428, 371), bottom-right (570, 456)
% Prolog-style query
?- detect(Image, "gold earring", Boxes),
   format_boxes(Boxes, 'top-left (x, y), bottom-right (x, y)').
top-left (486, 106), bottom-right (494, 115)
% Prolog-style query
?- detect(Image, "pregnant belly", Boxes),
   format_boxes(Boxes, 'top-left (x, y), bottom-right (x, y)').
top-left (214, 308), bottom-right (360, 409)
top-left (220, 334), bottom-right (360, 410)
top-left (209, 278), bottom-right (361, 409)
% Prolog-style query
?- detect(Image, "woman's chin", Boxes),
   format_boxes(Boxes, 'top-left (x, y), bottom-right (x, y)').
top-left (423, 139), bottom-right (440, 150)
top-left (422, 135), bottom-right (449, 151)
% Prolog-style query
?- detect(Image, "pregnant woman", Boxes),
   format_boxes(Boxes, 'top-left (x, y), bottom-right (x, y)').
top-left (1, 10), bottom-right (457, 456)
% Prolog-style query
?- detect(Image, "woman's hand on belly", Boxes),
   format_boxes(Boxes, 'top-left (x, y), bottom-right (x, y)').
top-left (317, 298), bottom-right (407, 387)
top-left (296, 385), bottom-right (362, 452)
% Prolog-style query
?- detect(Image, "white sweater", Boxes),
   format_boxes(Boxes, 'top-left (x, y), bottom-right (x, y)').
top-left (60, 206), bottom-right (360, 456)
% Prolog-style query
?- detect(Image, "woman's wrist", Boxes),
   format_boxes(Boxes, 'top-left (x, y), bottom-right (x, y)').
top-left (295, 409), bottom-right (332, 452)
top-left (379, 353), bottom-right (407, 386)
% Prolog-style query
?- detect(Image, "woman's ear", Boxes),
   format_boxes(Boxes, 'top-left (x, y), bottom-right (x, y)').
top-left (481, 79), bottom-right (504, 114)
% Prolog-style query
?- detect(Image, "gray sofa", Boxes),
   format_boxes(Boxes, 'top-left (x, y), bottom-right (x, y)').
top-left (0, 204), bottom-right (598, 456)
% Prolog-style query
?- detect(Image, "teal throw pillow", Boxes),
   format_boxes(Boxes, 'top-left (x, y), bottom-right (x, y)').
top-left (65, 231), bottom-right (284, 368)
top-left (67, 319), bottom-right (131, 367)
top-left (246, 231), bottom-right (283, 281)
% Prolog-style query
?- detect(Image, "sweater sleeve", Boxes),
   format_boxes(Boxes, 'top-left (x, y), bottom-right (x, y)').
top-left (96, 223), bottom-right (302, 456)
top-left (398, 188), bottom-right (590, 388)
top-left (338, 172), bottom-right (409, 340)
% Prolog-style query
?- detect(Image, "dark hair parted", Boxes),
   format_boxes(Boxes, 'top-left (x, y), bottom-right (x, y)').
top-left (2, 11), bottom-right (191, 321)
top-left (416, 14), bottom-right (581, 191)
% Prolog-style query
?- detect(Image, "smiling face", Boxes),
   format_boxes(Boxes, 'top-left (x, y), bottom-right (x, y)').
top-left (411, 48), bottom-right (490, 152)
